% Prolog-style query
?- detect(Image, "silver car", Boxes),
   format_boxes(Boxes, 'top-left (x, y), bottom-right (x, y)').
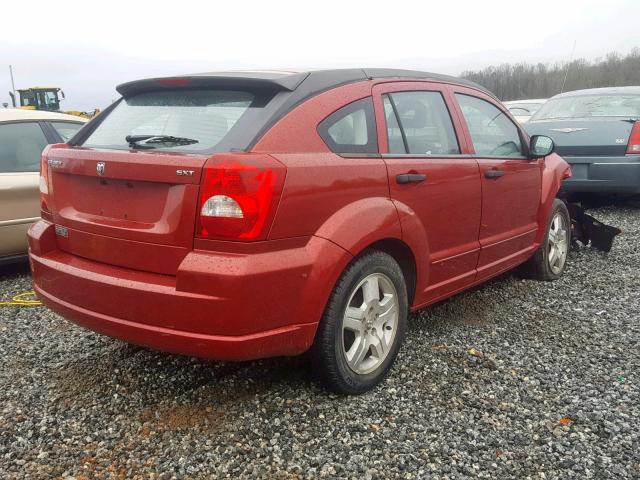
top-left (0, 108), bottom-right (85, 264)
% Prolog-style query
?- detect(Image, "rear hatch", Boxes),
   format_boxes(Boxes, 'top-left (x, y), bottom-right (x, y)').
top-left (42, 77), bottom-right (296, 275)
top-left (46, 146), bottom-right (206, 275)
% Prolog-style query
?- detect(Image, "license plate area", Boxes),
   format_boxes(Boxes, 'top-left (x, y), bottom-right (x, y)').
top-left (54, 174), bottom-right (170, 223)
top-left (570, 164), bottom-right (588, 179)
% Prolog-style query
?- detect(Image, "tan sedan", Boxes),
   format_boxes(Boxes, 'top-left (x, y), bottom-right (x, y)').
top-left (0, 109), bottom-right (85, 264)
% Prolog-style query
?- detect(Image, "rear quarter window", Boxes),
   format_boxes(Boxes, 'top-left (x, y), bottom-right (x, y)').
top-left (317, 97), bottom-right (378, 154)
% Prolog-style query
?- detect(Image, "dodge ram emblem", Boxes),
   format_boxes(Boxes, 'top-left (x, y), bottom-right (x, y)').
top-left (96, 162), bottom-right (105, 176)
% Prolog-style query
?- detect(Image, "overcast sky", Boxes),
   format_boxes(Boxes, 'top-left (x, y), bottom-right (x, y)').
top-left (1, 0), bottom-right (639, 110)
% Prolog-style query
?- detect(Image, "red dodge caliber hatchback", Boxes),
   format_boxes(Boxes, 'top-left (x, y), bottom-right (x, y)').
top-left (29, 69), bottom-right (570, 393)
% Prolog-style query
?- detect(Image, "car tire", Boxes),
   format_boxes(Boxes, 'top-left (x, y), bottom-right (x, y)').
top-left (522, 199), bottom-right (571, 281)
top-left (310, 250), bottom-right (408, 394)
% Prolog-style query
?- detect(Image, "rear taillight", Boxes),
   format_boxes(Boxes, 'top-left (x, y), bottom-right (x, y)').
top-left (196, 154), bottom-right (286, 241)
top-left (39, 146), bottom-right (52, 214)
top-left (40, 144), bottom-right (67, 218)
top-left (627, 121), bottom-right (640, 155)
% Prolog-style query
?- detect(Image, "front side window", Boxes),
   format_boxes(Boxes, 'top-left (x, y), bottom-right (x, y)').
top-left (317, 97), bottom-right (378, 154)
top-left (0, 122), bottom-right (48, 173)
top-left (82, 89), bottom-right (257, 153)
top-left (383, 91), bottom-right (459, 155)
top-left (50, 121), bottom-right (84, 142)
top-left (456, 94), bottom-right (524, 157)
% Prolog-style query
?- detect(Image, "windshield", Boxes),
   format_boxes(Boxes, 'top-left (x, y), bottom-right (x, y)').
top-left (531, 94), bottom-right (640, 121)
top-left (507, 102), bottom-right (544, 116)
top-left (82, 89), bottom-right (257, 152)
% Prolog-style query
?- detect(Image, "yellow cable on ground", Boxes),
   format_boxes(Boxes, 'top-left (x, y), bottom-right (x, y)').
top-left (0, 291), bottom-right (42, 306)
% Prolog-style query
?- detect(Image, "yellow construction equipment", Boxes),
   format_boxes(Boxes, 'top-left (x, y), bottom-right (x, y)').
top-left (9, 87), bottom-right (100, 119)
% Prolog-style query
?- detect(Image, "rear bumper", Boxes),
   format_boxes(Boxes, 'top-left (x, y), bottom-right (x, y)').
top-left (28, 220), bottom-right (351, 361)
top-left (561, 155), bottom-right (640, 194)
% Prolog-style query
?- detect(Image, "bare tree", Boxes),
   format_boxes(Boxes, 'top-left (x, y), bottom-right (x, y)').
top-left (461, 49), bottom-right (640, 100)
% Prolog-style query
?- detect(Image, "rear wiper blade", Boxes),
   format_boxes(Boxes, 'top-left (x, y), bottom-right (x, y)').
top-left (126, 134), bottom-right (199, 149)
top-left (621, 118), bottom-right (639, 124)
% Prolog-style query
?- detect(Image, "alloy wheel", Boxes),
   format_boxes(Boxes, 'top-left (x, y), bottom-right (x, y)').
top-left (341, 273), bottom-right (399, 375)
top-left (548, 212), bottom-right (569, 274)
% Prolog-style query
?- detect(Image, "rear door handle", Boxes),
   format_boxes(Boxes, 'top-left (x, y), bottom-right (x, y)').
top-left (484, 170), bottom-right (505, 179)
top-left (396, 173), bottom-right (427, 184)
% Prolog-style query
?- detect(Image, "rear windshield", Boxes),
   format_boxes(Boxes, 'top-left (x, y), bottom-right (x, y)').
top-left (531, 94), bottom-right (640, 121)
top-left (81, 89), bottom-right (265, 153)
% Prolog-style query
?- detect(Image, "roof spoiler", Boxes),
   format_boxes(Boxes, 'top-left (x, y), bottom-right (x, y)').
top-left (116, 72), bottom-right (310, 97)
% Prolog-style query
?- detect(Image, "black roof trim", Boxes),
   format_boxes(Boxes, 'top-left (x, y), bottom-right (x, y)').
top-left (361, 68), bottom-right (491, 94)
top-left (116, 68), bottom-right (492, 99)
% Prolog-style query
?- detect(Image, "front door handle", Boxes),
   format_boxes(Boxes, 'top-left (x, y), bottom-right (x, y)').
top-left (484, 170), bottom-right (505, 179)
top-left (396, 173), bottom-right (427, 184)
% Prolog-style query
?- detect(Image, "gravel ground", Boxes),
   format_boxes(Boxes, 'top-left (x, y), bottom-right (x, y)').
top-left (1, 201), bottom-right (639, 480)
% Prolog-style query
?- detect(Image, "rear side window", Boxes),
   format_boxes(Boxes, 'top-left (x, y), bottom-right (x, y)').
top-left (50, 121), bottom-right (83, 142)
top-left (0, 122), bottom-right (48, 173)
top-left (81, 90), bottom-right (260, 153)
top-left (456, 94), bottom-right (524, 157)
top-left (383, 91), bottom-right (459, 155)
top-left (383, 95), bottom-right (406, 153)
top-left (317, 97), bottom-right (378, 154)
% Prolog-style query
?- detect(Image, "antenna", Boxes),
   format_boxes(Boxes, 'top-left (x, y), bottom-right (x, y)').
top-left (9, 65), bottom-right (16, 97)
top-left (560, 40), bottom-right (577, 94)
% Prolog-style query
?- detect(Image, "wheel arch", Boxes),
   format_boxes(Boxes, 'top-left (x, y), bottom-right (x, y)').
top-left (313, 197), bottom-right (426, 311)
top-left (536, 153), bottom-right (571, 244)
top-left (356, 238), bottom-right (418, 306)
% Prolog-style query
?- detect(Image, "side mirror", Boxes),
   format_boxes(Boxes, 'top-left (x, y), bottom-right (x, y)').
top-left (529, 135), bottom-right (554, 157)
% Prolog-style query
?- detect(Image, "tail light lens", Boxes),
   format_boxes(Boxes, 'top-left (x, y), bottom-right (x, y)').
top-left (39, 144), bottom-right (67, 219)
top-left (39, 145), bottom-right (53, 216)
top-left (627, 121), bottom-right (640, 155)
top-left (196, 154), bottom-right (286, 241)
